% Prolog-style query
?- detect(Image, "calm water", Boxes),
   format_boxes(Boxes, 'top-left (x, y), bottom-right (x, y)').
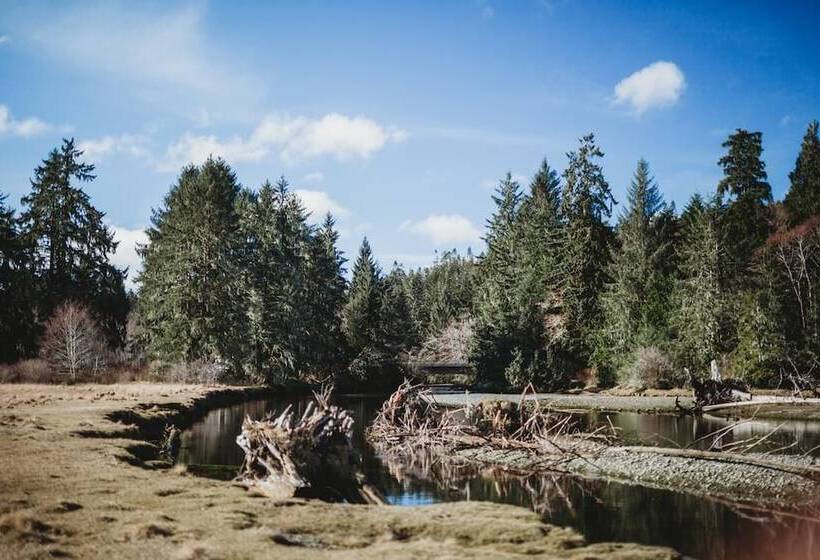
top-left (177, 396), bottom-right (820, 560)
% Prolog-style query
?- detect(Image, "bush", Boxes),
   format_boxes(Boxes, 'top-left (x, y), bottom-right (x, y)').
top-left (338, 346), bottom-right (404, 393)
top-left (621, 346), bottom-right (681, 390)
top-left (154, 360), bottom-right (228, 385)
top-left (39, 302), bottom-right (109, 383)
top-left (0, 359), bottom-right (53, 383)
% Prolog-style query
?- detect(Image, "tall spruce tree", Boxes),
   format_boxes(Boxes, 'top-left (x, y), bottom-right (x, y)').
top-left (784, 120), bottom-right (820, 224)
top-left (672, 195), bottom-right (727, 373)
top-left (241, 177), bottom-right (313, 380)
top-left (559, 133), bottom-right (615, 363)
top-left (0, 192), bottom-right (36, 362)
top-left (717, 129), bottom-right (773, 284)
top-left (304, 214), bottom-right (348, 375)
top-left (599, 160), bottom-right (675, 374)
top-left (138, 158), bottom-right (247, 371)
top-left (19, 139), bottom-right (128, 347)
top-left (343, 237), bottom-right (382, 353)
top-left (469, 174), bottom-right (525, 387)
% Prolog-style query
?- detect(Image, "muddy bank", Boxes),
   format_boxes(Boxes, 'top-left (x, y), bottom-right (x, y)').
top-left (0, 383), bottom-right (678, 559)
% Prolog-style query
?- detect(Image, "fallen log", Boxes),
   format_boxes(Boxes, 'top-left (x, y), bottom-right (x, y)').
top-left (236, 389), bottom-right (384, 504)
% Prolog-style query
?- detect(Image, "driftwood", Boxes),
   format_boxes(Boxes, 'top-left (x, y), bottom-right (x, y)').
top-left (236, 388), bottom-right (384, 504)
top-left (691, 376), bottom-right (751, 408)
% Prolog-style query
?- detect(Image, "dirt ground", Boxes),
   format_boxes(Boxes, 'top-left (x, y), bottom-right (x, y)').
top-left (0, 383), bottom-right (679, 559)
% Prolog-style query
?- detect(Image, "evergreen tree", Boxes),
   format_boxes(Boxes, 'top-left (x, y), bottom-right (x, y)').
top-left (716, 129), bottom-right (773, 284)
top-left (559, 133), bottom-right (615, 363)
top-left (784, 120), bottom-right (820, 224)
top-left (518, 159), bottom-right (563, 283)
top-left (599, 160), bottom-right (675, 375)
top-left (138, 158), bottom-right (247, 371)
top-left (469, 174), bottom-right (524, 387)
top-left (240, 177), bottom-right (313, 380)
top-left (19, 139), bottom-right (128, 347)
top-left (672, 195), bottom-right (727, 373)
top-left (342, 238), bottom-right (382, 353)
top-left (379, 267), bottom-right (416, 353)
top-left (304, 214), bottom-right (348, 375)
top-left (0, 193), bottom-right (36, 362)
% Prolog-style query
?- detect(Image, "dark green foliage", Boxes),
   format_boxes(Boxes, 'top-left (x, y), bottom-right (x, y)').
top-left (716, 129), bottom-right (773, 284)
top-left (404, 249), bottom-right (476, 338)
top-left (0, 192), bottom-right (37, 362)
top-left (469, 166), bottom-right (573, 391)
top-left (138, 158), bottom-right (248, 372)
top-left (339, 239), bottom-right (411, 391)
top-left (343, 238), bottom-right (382, 353)
top-left (239, 178), bottom-right (315, 381)
top-left (784, 121), bottom-right (820, 225)
top-left (18, 139), bottom-right (128, 349)
top-left (670, 195), bottom-right (729, 374)
top-left (304, 214), bottom-right (348, 375)
top-left (559, 134), bottom-right (615, 363)
top-left (598, 160), bottom-right (676, 379)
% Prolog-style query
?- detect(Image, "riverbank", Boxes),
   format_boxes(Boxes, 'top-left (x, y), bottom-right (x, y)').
top-left (0, 383), bottom-right (678, 559)
top-left (400, 388), bottom-right (820, 514)
top-left (430, 390), bottom-right (820, 420)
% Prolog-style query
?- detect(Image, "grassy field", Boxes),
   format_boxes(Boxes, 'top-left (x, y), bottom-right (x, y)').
top-left (0, 383), bottom-right (678, 559)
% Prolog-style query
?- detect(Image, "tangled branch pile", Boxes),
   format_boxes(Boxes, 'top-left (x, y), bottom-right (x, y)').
top-left (368, 381), bottom-right (598, 459)
top-left (236, 388), bottom-right (383, 504)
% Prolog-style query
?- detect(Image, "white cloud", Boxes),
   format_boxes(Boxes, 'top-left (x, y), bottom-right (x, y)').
top-left (303, 171), bottom-right (325, 184)
top-left (293, 189), bottom-right (350, 220)
top-left (0, 35), bottom-right (10, 45)
top-left (160, 113), bottom-right (406, 171)
top-left (780, 115), bottom-right (794, 128)
top-left (401, 214), bottom-right (482, 246)
top-left (78, 134), bottom-right (149, 162)
top-left (110, 226), bottom-right (148, 289)
top-left (614, 61), bottom-right (685, 115)
top-left (0, 104), bottom-right (51, 138)
top-left (23, 4), bottom-right (260, 116)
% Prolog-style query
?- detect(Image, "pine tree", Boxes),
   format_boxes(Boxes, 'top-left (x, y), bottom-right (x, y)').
top-left (138, 158), bottom-right (247, 372)
top-left (716, 129), bottom-right (773, 284)
top-left (784, 120), bottom-right (820, 224)
top-left (518, 159), bottom-right (563, 283)
top-left (378, 267), bottom-right (416, 353)
top-left (599, 160), bottom-right (675, 375)
top-left (469, 174), bottom-right (525, 387)
top-left (0, 192), bottom-right (36, 362)
top-left (559, 133), bottom-right (615, 362)
top-left (240, 177), bottom-right (314, 380)
top-left (19, 139), bottom-right (128, 347)
top-left (343, 238), bottom-right (382, 353)
top-left (304, 214), bottom-right (348, 375)
top-left (672, 195), bottom-right (727, 373)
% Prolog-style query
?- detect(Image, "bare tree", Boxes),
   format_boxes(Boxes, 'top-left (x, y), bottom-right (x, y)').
top-left (40, 302), bottom-right (107, 382)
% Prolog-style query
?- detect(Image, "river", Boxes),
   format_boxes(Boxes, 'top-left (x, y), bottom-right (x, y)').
top-left (177, 394), bottom-right (820, 560)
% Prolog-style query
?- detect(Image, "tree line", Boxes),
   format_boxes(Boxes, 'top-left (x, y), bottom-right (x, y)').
top-left (466, 122), bottom-right (820, 391)
top-left (1, 121), bottom-right (819, 390)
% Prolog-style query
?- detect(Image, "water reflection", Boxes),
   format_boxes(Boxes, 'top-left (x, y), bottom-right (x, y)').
top-left (584, 411), bottom-right (820, 455)
top-left (178, 396), bottom-right (820, 560)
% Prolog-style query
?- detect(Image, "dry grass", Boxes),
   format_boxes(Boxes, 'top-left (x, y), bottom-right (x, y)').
top-left (0, 382), bottom-right (678, 559)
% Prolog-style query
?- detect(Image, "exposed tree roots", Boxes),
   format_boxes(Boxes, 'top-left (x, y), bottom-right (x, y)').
top-left (236, 387), bottom-right (384, 504)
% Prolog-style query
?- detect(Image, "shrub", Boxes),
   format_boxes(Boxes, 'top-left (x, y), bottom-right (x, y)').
top-left (39, 302), bottom-right (108, 383)
top-left (0, 359), bottom-right (52, 383)
top-left (156, 360), bottom-right (228, 385)
top-left (621, 346), bottom-right (681, 390)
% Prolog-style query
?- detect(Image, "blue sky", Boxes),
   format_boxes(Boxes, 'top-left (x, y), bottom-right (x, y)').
top-left (1, 1), bottom-right (818, 286)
